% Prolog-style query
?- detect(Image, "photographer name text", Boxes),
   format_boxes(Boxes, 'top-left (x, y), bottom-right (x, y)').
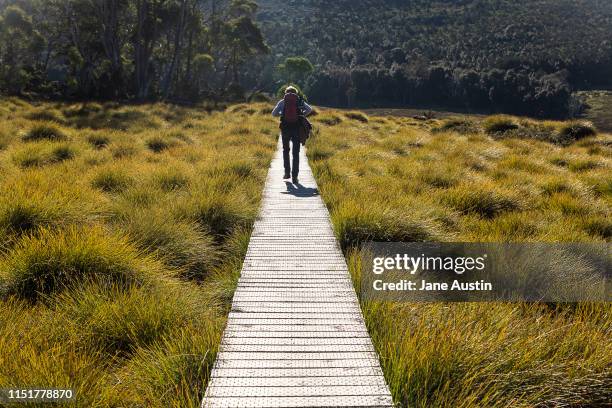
top-left (372, 254), bottom-right (493, 292)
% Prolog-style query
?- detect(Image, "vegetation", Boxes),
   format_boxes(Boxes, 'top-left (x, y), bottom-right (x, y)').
top-left (0, 98), bottom-right (278, 406)
top-left (258, 0), bottom-right (612, 117)
top-left (2, 0), bottom-right (612, 119)
top-left (307, 108), bottom-right (611, 406)
top-left (276, 56), bottom-right (314, 86)
top-left (0, 0), bottom-right (269, 100)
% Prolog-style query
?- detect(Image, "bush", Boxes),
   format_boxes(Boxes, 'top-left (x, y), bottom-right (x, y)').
top-left (483, 115), bottom-right (519, 134)
top-left (23, 124), bottom-right (67, 142)
top-left (0, 226), bottom-right (160, 302)
top-left (518, 121), bottom-right (558, 143)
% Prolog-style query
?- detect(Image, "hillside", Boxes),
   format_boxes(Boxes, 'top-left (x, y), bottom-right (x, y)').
top-left (257, 0), bottom-right (612, 117)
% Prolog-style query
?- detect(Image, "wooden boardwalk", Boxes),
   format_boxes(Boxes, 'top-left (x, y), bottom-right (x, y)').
top-left (202, 139), bottom-right (393, 408)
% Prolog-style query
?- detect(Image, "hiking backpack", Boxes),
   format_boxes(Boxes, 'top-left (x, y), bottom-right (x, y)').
top-left (282, 93), bottom-right (300, 124)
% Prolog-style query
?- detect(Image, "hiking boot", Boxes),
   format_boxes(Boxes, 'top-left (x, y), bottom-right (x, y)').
top-left (283, 172), bottom-right (290, 179)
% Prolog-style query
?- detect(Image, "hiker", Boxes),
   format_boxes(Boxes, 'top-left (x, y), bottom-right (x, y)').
top-left (272, 86), bottom-right (313, 184)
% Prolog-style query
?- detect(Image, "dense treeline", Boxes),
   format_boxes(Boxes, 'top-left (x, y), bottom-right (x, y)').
top-left (258, 0), bottom-right (612, 117)
top-left (0, 0), bottom-right (269, 100)
top-left (2, 0), bottom-right (612, 117)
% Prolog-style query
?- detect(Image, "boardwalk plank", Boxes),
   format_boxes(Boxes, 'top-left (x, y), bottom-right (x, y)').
top-left (203, 395), bottom-right (394, 408)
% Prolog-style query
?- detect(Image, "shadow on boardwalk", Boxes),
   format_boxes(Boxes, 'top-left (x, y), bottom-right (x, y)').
top-left (282, 181), bottom-right (319, 198)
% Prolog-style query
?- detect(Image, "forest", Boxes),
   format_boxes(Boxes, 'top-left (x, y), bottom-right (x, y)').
top-left (257, 0), bottom-right (612, 117)
top-left (0, 0), bottom-right (269, 101)
top-left (1, 0), bottom-right (612, 117)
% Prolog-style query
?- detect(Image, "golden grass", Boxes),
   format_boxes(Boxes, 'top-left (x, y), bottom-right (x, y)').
top-left (1, 98), bottom-right (609, 406)
top-left (0, 98), bottom-right (278, 406)
top-left (308, 109), bottom-right (612, 407)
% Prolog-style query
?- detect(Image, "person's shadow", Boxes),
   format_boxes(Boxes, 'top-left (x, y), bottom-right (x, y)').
top-left (282, 181), bottom-right (319, 197)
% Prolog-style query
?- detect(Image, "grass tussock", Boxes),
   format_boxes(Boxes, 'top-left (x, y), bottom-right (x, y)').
top-left (146, 135), bottom-right (177, 153)
top-left (115, 208), bottom-right (217, 280)
top-left (344, 110), bottom-right (369, 123)
top-left (23, 123), bottom-right (68, 142)
top-left (443, 184), bottom-right (521, 218)
top-left (0, 226), bottom-right (159, 302)
top-left (87, 134), bottom-right (110, 149)
top-left (309, 107), bottom-right (611, 407)
top-left (92, 168), bottom-right (134, 193)
top-left (483, 114), bottom-right (519, 134)
top-left (559, 121), bottom-right (597, 140)
top-left (482, 115), bottom-right (599, 146)
top-left (0, 98), bottom-right (278, 405)
top-left (12, 143), bottom-right (77, 167)
top-left (333, 202), bottom-right (437, 249)
top-left (433, 117), bottom-right (480, 134)
top-left (315, 112), bottom-right (343, 126)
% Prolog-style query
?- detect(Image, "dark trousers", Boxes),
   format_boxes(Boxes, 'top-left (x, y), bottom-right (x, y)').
top-left (281, 124), bottom-right (300, 177)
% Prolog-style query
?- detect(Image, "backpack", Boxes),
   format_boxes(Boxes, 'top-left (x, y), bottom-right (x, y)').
top-left (298, 116), bottom-right (313, 145)
top-left (282, 93), bottom-right (300, 124)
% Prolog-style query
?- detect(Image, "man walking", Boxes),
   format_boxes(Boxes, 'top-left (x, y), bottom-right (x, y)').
top-left (272, 86), bottom-right (313, 184)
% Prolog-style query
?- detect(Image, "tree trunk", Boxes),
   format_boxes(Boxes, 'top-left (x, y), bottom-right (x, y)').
top-left (94, 0), bottom-right (124, 97)
top-left (184, 1), bottom-right (198, 87)
top-left (161, 0), bottom-right (187, 99)
top-left (134, 0), bottom-right (155, 100)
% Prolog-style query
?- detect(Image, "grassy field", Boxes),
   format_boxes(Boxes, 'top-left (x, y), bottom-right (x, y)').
top-left (0, 98), bottom-right (278, 407)
top-left (307, 110), bottom-right (611, 407)
top-left (0, 97), bottom-right (610, 407)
